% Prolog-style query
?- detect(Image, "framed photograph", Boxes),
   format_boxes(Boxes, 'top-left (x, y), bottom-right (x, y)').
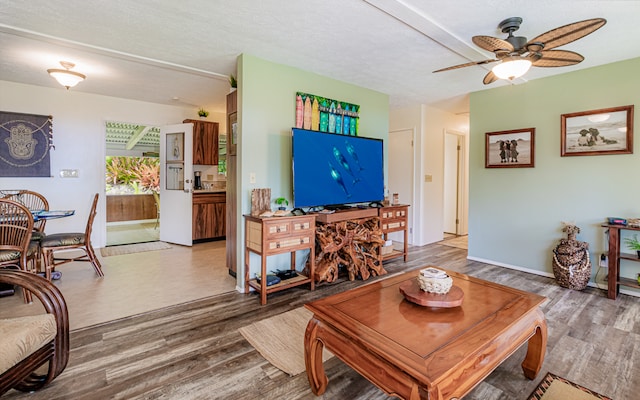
top-left (561, 105), bottom-right (634, 157)
top-left (485, 128), bottom-right (535, 168)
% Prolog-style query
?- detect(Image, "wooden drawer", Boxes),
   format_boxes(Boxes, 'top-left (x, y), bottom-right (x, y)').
top-left (380, 206), bottom-right (407, 233)
top-left (247, 216), bottom-right (315, 254)
top-left (380, 208), bottom-right (407, 220)
top-left (263, 218), bottom-right (314, 239)
top-left (381, 219), bottom-right (406, 232)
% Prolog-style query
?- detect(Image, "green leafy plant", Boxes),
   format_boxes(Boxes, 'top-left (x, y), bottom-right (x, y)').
top-left (105, 156), bottom-right (159, 195)
top-left (624, 234), bottom-right (640, 251)
top-left (274, 197), bottom-right (289, 210)
top-left (197, 108), bottom-right (209, 117)
top-left (229, 74), bottom-right (237, 88)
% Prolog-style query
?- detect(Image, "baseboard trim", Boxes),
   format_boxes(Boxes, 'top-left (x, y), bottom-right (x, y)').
top-left (466, 255), bottom-right (640, 299)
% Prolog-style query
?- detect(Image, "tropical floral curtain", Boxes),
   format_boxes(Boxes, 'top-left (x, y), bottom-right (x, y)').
top-left (0, 111), bottom-right (53, 177)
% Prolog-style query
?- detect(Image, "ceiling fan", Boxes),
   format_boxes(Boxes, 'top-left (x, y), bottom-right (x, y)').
top-left (434, 17), bottom-right (606, 84)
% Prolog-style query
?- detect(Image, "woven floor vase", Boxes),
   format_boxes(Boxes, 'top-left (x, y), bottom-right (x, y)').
top-left (552, 224), bottom-right (591, 290)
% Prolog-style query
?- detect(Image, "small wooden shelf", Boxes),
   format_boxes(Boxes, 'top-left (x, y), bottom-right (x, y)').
top-left (244, 214), bottom-right (315, 305)
top-left (379, 204), bottom-right (409, 262)
top-left (618, 276), bottom-right (640, 290)
top-left (620, 252), bottom-right (640, 262)
top-left (247, 274), bottom-right (311, 293)
top-left (602, 224), bottom-right (640, 299)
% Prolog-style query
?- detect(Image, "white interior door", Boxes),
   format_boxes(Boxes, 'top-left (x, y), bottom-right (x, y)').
top-left (388, 129), bottom-right (414, 244)
top-left (443, 132), bottom-right (459, 234)
top-left (160, 123), bottom-right (193, 246)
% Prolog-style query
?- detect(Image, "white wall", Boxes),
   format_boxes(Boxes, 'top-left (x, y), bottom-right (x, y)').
top-left (0, 80), bottom-right (224, 248)
top-left (389, 104), bottom-right (469, 246)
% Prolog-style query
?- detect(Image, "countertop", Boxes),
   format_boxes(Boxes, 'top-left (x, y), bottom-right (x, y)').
top-left (193, 189), bottom-right (226, 194)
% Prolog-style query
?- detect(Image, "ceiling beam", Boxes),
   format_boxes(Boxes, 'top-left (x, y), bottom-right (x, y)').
top-left (126, 126), bottom-right (151, 150)
top-left (363, 0), bottom-right (528, 83)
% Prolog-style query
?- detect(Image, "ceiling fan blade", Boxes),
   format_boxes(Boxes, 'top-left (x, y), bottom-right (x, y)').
top-left (531, 50), bottom-right (584, 67)
top-left (433, 59), bottom-right (498, 73)
top-left (483, 71), bottom-right (499, 85)
top-left (527, 18), bottom-right (606, 51)
top-left (472, 36), bottom-right (514, 53)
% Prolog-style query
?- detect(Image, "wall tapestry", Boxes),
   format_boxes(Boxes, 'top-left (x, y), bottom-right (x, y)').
top-left (295, 92), bottom-right (360, 136)
top-left (0, 111), bottom-right (53, 177)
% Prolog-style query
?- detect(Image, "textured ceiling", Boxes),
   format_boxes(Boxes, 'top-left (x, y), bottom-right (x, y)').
top-left (1, 1), bottom-right (639, 116)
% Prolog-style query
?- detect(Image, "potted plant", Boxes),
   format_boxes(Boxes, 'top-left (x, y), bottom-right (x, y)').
top-left (624, 234), bottom-right (640, 258)
top-left (229, 74), bottom-right (237, 90)
top-left (197, 108), bottom-right (209, 119)
top-left (274, 197), bottom-right (289, 210)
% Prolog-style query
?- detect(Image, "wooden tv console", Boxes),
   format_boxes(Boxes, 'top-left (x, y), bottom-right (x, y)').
top-left (243, 205), bottom-right (409, 304)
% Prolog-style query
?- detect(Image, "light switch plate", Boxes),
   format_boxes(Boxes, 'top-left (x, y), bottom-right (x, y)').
top-left (60, 169), bottom-right (79, 178)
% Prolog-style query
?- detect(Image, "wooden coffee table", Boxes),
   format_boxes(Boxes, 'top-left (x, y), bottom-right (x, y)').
top-left (304, 268), bottom-right (547, 399)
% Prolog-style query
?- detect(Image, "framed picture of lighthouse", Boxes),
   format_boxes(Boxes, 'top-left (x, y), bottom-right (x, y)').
top-left (485, 128), bottom-right (535, 168)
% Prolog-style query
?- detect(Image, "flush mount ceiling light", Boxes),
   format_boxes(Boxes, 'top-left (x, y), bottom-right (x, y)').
top-left (47, 61), bottom-right (86, 89)
top-left (491, 57), bottom-right (532, 80)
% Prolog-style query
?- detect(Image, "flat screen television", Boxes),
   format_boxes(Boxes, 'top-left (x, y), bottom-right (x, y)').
top-left (292, 128), bottom-right (384, 209)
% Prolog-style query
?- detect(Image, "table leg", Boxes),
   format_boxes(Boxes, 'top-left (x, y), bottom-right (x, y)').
top-left (521, 313), bottom-right (547, 380)
top-left (304, 317), bottom-right (328, 395)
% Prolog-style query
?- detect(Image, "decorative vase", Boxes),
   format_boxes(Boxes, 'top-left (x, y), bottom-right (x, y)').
top-left (552, 223), bottom-right (591, 291)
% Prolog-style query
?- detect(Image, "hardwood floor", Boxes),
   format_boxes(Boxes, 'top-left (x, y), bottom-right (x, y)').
top-left (2, 243), bottom-right (638, 399)
top-left (0, 240), bottom-right (236, 330)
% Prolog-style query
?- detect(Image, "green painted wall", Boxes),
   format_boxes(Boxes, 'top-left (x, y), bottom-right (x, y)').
top-left (469, 57), bottom-right (640, 293)
top-left (236, 54), bottom-right (389, 286)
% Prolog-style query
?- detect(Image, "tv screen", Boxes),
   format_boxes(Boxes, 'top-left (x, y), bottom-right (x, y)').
top-left (292, 128), bottom-right (384, 208)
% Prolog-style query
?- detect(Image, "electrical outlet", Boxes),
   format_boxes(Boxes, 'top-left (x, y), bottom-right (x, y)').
top-left (599, 253), bottom-right (608, 268)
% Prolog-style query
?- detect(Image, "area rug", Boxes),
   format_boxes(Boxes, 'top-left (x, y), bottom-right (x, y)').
top-left (438, 235), bottom-right (468, 250)
top-left (100, 241), bottom-right (173, 257)
top-left (238, 307), bottom-right (334, 376)
top-left (527, 372), bottom-right (612, 400)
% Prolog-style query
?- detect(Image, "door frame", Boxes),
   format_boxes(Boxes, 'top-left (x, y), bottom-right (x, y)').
top-left (443, 129), bottom-right (468, 235)
top-left (388, 128), bottom-right (416, 244)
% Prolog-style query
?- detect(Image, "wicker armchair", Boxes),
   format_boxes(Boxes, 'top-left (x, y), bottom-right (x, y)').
top-left (0, 199), bottom-right (37, 303)
top-left (2, 190), bottom-right (49, 274)
top-left (0, 269), bottom-right (69, 395)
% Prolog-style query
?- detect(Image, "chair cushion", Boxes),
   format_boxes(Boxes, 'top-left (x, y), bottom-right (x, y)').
top-left (0, 242), bottom-right (38, 263)
top-left (41, 233), bottom-right (85, 248)
top-left (0, 250), bottom-right (20, 263)
top-left (0, 314), bottom-right (56, 374)
top-left (30, 231), bottom-right (45, 241)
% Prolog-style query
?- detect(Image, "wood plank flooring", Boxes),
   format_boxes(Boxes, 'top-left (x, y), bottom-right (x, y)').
top-left (3, 243), bottom-right (638, 399)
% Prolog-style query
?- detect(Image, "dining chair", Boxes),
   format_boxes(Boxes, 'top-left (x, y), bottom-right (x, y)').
top-left (40, 193), bottom-right (104, 281)
top-left (2, 190), bottom-right (49, 273)
top-left (0, 198), bottom-right (37, 303)
top-left (2, 190), bottom-right (50, 235)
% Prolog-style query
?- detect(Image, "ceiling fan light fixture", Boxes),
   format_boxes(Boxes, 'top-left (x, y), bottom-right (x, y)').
top-left (47, 61), bottom-right (86, 89)
top-left (491, 57), bottom-right (532, 80)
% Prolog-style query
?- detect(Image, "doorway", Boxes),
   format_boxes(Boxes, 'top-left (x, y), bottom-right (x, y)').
top-left (388, 128), bottom-right (414, 244)
top-left (443, 130), bottom-right (467, 236)
top-left (105, 121), bottom-right (161, 246)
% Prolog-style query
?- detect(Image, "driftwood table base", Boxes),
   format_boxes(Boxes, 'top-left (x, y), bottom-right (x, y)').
top-left (304, 269), bottom-right (547, 400)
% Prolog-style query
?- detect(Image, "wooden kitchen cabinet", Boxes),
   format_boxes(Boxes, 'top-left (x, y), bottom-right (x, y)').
top-left (183, 119), bottom-right (218, 165)
top-left (193, 193), bottom-right (226, 241)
